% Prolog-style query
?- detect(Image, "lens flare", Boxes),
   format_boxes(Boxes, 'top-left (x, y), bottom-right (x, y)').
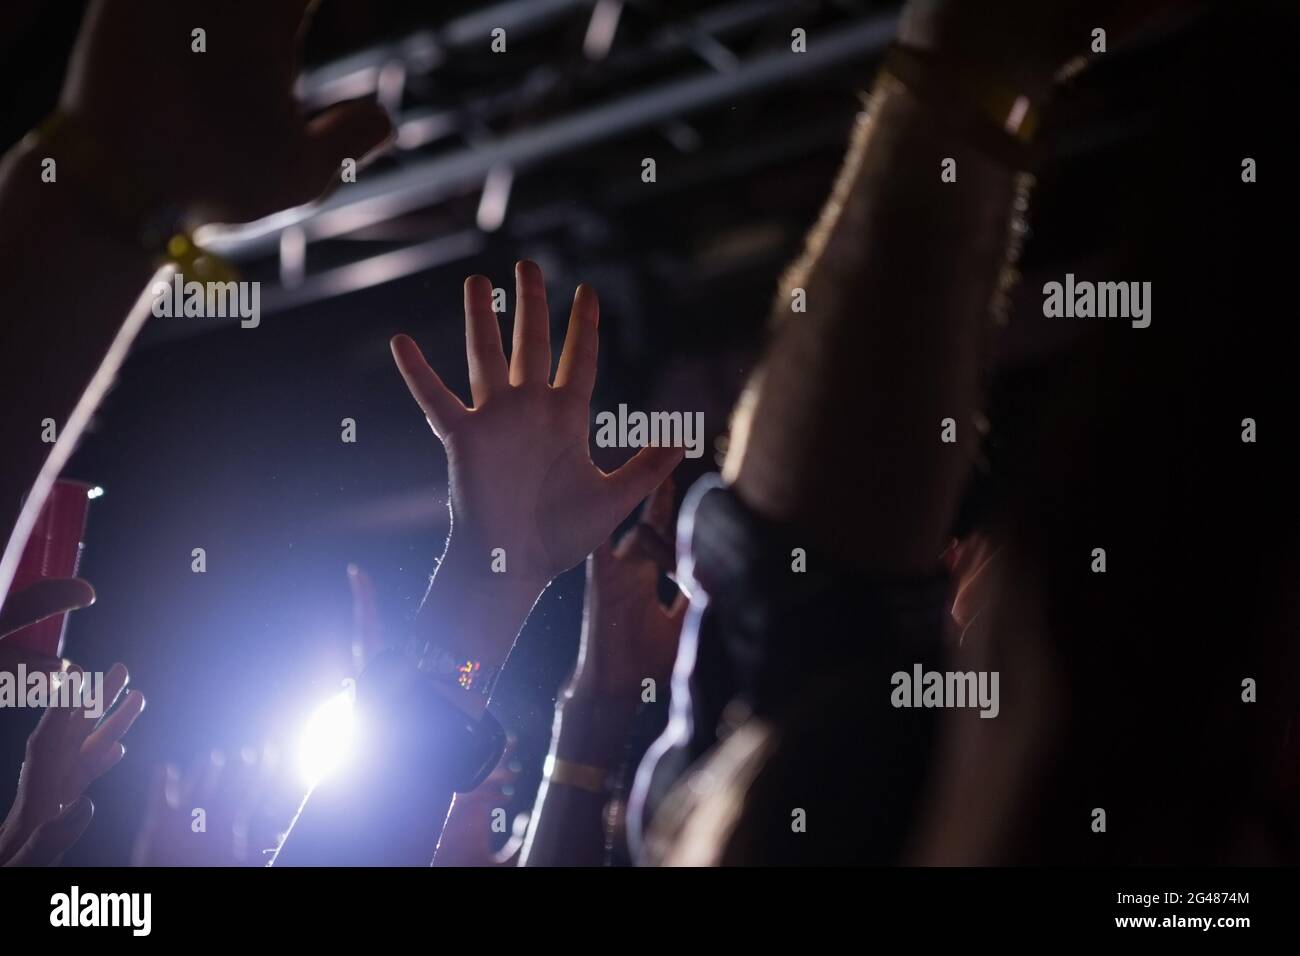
top-left (298, 691), bottom-right (356, 788)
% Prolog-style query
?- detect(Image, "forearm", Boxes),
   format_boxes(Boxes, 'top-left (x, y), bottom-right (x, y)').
top-left (0, 138), bottom-right (161, 595)
top-left (520, 694), bottom-right (636, 866)
top-left (724, 75), bottom-right (1026, 573)
top-left (415, 540), bottom-right (546, 718)
top-left (272, 744), bottom-right (456, 867)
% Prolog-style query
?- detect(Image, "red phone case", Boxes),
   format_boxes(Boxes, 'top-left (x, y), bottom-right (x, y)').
top-left (3, 479), bottom-right (96, 657)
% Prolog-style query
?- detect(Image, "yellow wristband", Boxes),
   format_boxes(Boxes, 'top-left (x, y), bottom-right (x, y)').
top-left (543, 755), bottom-right (608, 794)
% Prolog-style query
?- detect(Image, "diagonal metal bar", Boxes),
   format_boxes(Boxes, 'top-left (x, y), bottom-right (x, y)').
top-left (200, 13), bottom-right (895, 260)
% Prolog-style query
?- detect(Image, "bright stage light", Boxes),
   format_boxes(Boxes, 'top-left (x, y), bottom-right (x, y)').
top-left (298, 690), bottom-right (356, 788)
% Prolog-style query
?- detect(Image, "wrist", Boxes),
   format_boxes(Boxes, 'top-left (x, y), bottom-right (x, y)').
top-left (897, 12), bottom-right (1062, 104)
top-left (22, 114), bottom-right (234, 282)
top-left (417, 539), bottom-right (545, 681)
top-left (33, 112), bottom-right (183, 244)
top-left (562, 668), bottom-right (647, 716)
top-left (877, 46), bottom-right (1044, 168)
top-left (553, 691), bottom-right (639, 766)
top-left (439, 530), bottom-right (550, 596)
top-left (560, 686), bottom-right (641, 716)
top-left (435, 540), bottom-right (549, 611)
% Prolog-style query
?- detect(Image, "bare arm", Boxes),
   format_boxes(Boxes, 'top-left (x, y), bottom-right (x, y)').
top-left (273, 266), bottom-right (681, 865)
top-left (0, 0), bottom-right (391, 600)
top-left (0, 143), bottom-right (160, 598)
top-left (523, 480), bottom-right (684, 866)
top-left (721, 1), bottom-right (1147, 572)
top-left (723, 76), bottom-right (1023, 574)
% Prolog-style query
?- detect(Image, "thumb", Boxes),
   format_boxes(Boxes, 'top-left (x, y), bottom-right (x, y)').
top-left (5, 797), bottom-right (94, 867)
top-left (604, 447), bottom-right (684, 521)
top-left (0, 578), bottom-right (95, 639)
top-left (295, 97), bottom-right (394, 202)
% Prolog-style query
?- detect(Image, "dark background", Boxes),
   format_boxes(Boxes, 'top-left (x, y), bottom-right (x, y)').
top-left (0, 0), bottom-right (891, 864)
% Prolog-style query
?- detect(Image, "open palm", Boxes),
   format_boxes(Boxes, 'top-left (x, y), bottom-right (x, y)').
top-left (392, 261), bottom-right (682, 587)
top-left (0, 662), bottom-right (144, 865)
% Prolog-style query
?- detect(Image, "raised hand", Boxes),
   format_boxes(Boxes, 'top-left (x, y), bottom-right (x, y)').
top-left (132, 747), bottom-right (293, 867)
top-left (0, 662), bottom-right (145, 865)
top-left (516, 479), bottom-right (686, 867)
top-left (59, 0), bottom-right (393, 224)
top-left (569, 476), bottom-right (687, 703)
top-left (391, 261), bottom-right (683, 591)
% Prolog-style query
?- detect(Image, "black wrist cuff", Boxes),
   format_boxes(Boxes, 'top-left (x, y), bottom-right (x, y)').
top-left (358, 649), bottom-right (507, 792)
